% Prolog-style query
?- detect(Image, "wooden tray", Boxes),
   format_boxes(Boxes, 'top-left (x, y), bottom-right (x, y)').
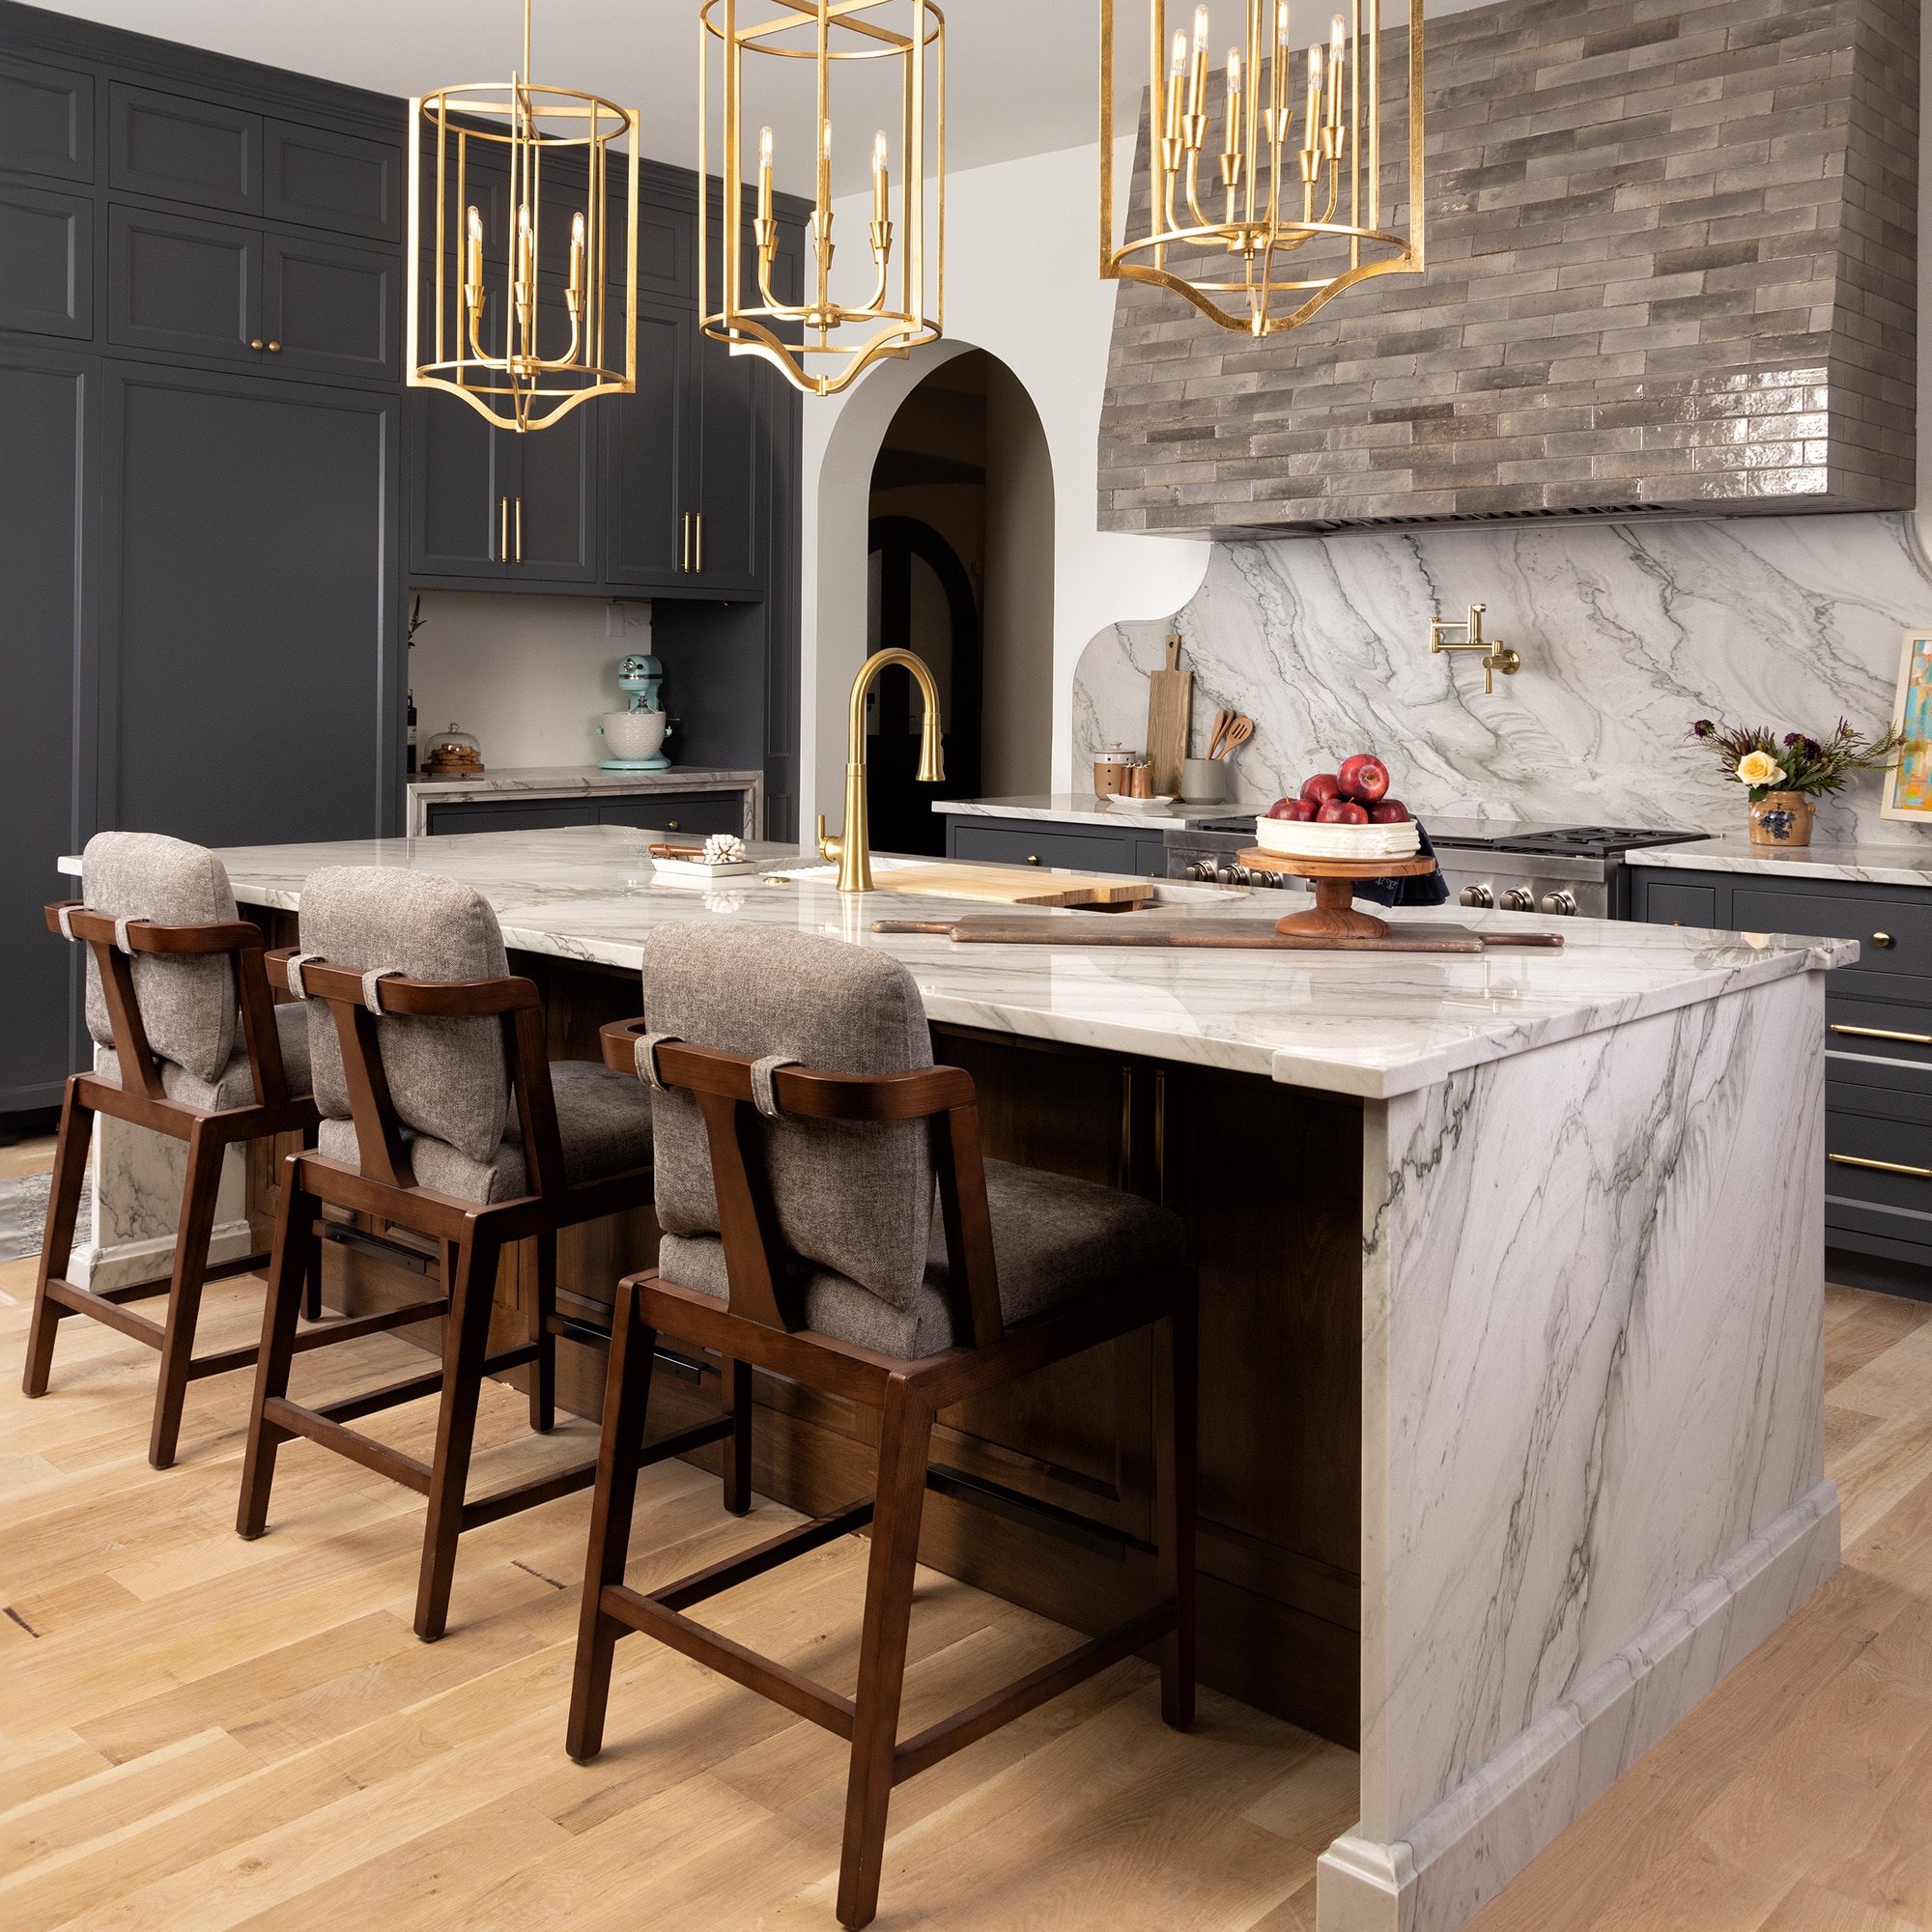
top-left (873, 916), bottom-right (1565, 952)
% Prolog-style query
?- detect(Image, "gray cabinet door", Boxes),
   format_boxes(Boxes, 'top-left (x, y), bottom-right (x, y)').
top-left (409, 387), bottom-right (508, 577)
top-left (0, 348), bottom-right (90, 1112)
top-left (0, 183), bottom-right (92, 339)
top-left (603, 294), bottom-right (696, 587)
top-left (107, 203), bottom-right (260, 362)
top-left (950, 822), bottom-right (1135, 874)
top-left (597, 792), bottom-right (744, 835)
top-left (694, 326), bottom-right (762, 593)
top-left (425, 799), bottom-right (595, 835)
top-left (109, 83), bottom-right (261, 213)
top-left (0, 53), bottom-right (93, 183)
top-left (266, 119), bottom-right (401, 243)
top-left (99, 362), bottom-right (397, 848)
top-left (503, 280), bottom-right (597, 581)
top-left (262, 229), bottom-right (397, 381)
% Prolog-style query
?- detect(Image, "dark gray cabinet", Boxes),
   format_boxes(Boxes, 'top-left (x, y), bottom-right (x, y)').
top-left (109, 82), bottom-right (260, 213)
top-left (0, 52), bottom-right (93, 181)
top-left (945, 815), bottom-right (1170, 877)
top-left (0, 182), bottom-right (91, 338)
top-left (99, 360), bottom-right (398, 849)
top-left (602, 296), bottom-right (696, 587)
top-left (262, 229), bottom-right (398, 379)
top-left (1633, 862), bottom-right (1932, 1301)
top-left (423, 790), bottom-right (747, 836)
top-left (265, 119), bottom-right (400, 242)
top-left (0, 345), bottom-right (90, 1114)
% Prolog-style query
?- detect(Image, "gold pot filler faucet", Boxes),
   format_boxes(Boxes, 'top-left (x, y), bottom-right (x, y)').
top-left (817, 648), bottom-right (946, 893)
top-left (1430, 603), bottom-right (1521, 696)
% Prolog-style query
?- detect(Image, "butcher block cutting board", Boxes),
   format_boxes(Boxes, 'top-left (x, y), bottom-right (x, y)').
top-left (1145, 635), bottom-right (1193, 797)
top-left (867, 865), bottom-right (1157, 909)
top-left (873, 914), bottom-right (1565, 952)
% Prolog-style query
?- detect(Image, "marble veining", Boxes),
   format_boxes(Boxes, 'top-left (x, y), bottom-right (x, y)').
top-left (1640, 834), bottom-right (1932, 889)
top-left (1074, 512), bottom-right (1932, 846)
top-left (195, 826), bottom-right (1853, 1100)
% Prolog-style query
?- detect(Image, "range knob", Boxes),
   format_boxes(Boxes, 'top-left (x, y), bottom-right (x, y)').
top-left (1186, 862), bottom-right (1212, 881)
top-left (1502, 887), bottom-right (1538, 912)
top-left (1540, 890), bottom-right (1578, 917)
top-left (1459, 884), bottom-right (1493, 909)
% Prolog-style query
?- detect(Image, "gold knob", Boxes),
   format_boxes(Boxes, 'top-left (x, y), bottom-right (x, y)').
top-left (1026, 854), bottom-right (1040, 866)
top-left (249, 338), bottom-right (264, 350)
top-left (667, 820), bottom-right (679, 832)
top-left (1874, 931), bottom-right (1895, 949)
top-left (267, 341), bottom-right (281, 352)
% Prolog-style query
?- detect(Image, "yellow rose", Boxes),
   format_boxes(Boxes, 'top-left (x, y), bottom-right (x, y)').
top-left (1736, 751), bottom-right (1785, 787)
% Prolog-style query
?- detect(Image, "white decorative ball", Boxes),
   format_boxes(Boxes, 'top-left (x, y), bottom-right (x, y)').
top-left (703, 833), bottom-right (747, 865)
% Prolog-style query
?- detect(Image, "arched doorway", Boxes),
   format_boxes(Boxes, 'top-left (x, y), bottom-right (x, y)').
top-left (866, 516), bottom-right (981, 856)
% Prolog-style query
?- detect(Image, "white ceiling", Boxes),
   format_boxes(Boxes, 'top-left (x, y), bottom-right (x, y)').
top-left (50, 0), bottom-right (1487, 195)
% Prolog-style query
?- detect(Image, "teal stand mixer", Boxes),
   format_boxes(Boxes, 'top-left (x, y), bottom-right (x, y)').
top-left (598, 653), bottom-right (671, 771)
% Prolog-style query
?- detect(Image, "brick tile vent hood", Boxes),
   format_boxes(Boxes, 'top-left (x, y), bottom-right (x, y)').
top-left (1098, 0), bottom-right (1918, 537)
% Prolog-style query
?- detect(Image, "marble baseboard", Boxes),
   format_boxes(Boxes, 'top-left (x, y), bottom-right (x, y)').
top-left (1317, 1483), bottom-right (1839, 1932)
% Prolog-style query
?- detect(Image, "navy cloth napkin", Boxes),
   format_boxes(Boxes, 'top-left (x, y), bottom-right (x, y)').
top-left (1350, 821), bottom-right (1451, 908)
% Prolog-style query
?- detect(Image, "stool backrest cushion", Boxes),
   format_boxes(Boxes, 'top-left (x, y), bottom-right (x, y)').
top-left (81, 831), bottom-right (240, 1083)
top-left (645, 923), bottom-right (934, 1311)
top-left (298, 867), bottom-right (511, 1163)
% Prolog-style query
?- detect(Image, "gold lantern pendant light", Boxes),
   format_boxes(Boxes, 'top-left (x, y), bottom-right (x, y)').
top-left (700, 0), bottom-right (944, 399)
top-left (408, 0), bottom-right (639, 430)
top-left (1100, 0), bottom-right (1424, 335)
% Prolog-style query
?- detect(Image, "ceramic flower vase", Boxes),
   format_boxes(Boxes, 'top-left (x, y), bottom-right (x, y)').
top-left (1747, 789), bottom-right (1816, 847)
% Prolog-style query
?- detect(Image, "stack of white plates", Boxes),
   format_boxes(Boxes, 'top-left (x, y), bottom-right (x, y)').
top-left (1252, 815), bottom-right (1420, 861)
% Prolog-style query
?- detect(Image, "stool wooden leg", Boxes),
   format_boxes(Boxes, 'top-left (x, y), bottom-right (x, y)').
top-left (237, 1161), bottom-right (319, 1539)
top-left (568, 1280), bottom-right (657, 1764)
top-left (23, 1081), bottom-right (94, 1399)
top-left (721, 1355), bottom-right (753, 1517)
top-left (529, 1230), bottom-right (556, 1435)
top-left (148, 1124), bottom-right (226, 1469)
top-left (298, 1124), bottom-right (322, 1324)
top-left (1154, 1291), bottom-right (1199, 1732)
top-left (837, 1378), bottom-right (933, 1931)
top-left (413, 1228), bottom-right (499, 1642)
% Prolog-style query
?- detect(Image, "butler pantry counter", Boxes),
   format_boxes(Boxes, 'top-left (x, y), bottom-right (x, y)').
top-left (58, 826), bottom-right (1849, 1932)
top-left (404, 765), bottom-right (762, 839)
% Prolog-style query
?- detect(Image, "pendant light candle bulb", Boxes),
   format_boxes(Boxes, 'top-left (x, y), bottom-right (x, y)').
top-left (760, 125), bottom-right (773, 169)
top-left (1277, 1), bottom-right (1291, 43)
top-left (1171, 28), bottom-right (1189, 73)
top-left (568, 210), bottom-right (584, 294)
top-left (1328, 14), bottom-right (1346, 126)
top-left (871, 130), bottom-right (890, 227)
top-left (1193, 5), bottom-right (1210, 54)
top-left (1224, 49), bottom-right (1241, 158)
top-left (464, 204), bottom-right (483, 298)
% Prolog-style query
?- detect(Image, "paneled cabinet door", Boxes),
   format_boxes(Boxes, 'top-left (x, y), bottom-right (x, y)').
top-left (0, 347), bottom-right (89, 1112)
top-left (263, 231), bottom-right (398, 381)
top-left (0, 54), bottom-right (94, 182)
top-left (108, 83), bottom-right (261, 213)
top-left (499, 278), bottom-right (597, 581)
top-left (693, 327), bottom-right (763, 594)
top-left (266, 120), bottom-right (402, 243)
top-left (603, 294), bottom-right (696, 587)
top-left (0, 183), bottom-right (92, 338)
top-left (410, 386), bottom-right (508, 577)
top-left (108, 203), bottom-right (260, 363)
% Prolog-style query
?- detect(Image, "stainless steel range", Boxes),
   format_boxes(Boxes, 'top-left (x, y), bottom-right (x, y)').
top-left (1165, 817), bottom-right (1711, 919)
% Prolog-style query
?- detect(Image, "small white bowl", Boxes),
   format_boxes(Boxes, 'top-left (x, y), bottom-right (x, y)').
top-left (1253, 815), bottom-right (1420, 861)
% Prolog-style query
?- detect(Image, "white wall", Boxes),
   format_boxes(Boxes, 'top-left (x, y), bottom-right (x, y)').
top-left (800, 139), bottom-right (1211, 823)
top-left (980, 361), bottom-right (1057, 795)
top-left (409, 591), bottom-right (652, 771)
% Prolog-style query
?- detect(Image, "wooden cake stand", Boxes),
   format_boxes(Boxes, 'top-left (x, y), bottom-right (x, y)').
top-left (1236, 848), bottom-right (1439, 941)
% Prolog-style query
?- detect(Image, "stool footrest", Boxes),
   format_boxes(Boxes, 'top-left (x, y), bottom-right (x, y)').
top-left (263, 1395), bottom-right (433, 1494)
top-left (892, 1603), bottom-right (1178, 1786)
top-left (289, 1298), bottom-right (449, 1351)
top-left (603, 1587), bottom-right (858, 1740)
top-left (43, 1278), bottom-right (165, 1349)
top-left (653, 1496), bottom-right (876, 1615)
top-left (461, 1458), bottom-right (599, 1531)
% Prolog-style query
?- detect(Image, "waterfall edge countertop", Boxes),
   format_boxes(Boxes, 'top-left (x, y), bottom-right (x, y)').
top-left (1640, 832), bottom-right (1932, 888)
top-left (66, 823), bottom-right (1856, 1100)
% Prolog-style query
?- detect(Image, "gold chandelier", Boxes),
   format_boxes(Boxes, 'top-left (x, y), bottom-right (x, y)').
top-left (700, 0), bottom-right (944, 399)
top-left (1099, 0), bottom-right (1423, 335)
top-left (408, 0), bottom-right (639, 430)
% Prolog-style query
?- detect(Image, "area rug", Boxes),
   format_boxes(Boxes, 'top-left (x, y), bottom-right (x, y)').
top-left (0, 1169), bottom-right (91, 1265)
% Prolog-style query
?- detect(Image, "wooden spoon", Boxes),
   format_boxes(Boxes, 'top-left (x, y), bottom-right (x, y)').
top-left (1207, 708), bottom-right (1232, 761)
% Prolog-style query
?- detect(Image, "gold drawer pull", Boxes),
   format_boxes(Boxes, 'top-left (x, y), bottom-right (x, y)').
top-left (1026, 854), bottom-right (1040, 865)
top-left (1830, 1152), bottom-right (1932, 1179)
top-left (1832, 1024), bottom-right (1932, 1045)
top-left (1873, 932), bottom-right (1895, 949)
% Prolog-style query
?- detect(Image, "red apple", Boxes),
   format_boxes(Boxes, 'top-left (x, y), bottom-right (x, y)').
top-left (1266, 796), bottom-right (1316, 821)
top-left (1368, 799), bottom-right (1410, 823)
top-left (1317, 799), bottom-right (1369, 824)
top-left (1299, 773), bottom-right (1344, 807)
top-left (1338, 753), bottom-right (1391, 803)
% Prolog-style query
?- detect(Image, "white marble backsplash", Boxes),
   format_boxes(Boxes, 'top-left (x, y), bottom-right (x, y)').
top-left (1073, 510), bottom-right (1932, 845)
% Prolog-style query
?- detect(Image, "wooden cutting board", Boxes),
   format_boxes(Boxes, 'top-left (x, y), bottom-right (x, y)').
top-left (866, 865), bottom-right (1157, 909)
top-left (873, 915), bottom-right (1566, 952)
top-left (1145, 634), bottom-right (1193, 797)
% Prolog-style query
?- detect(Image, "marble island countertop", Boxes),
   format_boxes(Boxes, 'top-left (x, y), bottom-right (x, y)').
top-left (1641, 832), bottom-right (1932, 889)
top-left (167, 826), bottom-right (1854, 1101)
top-left (932, 793), bottom-right (1256, 831)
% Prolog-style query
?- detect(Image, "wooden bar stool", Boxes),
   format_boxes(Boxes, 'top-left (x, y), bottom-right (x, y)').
top-left (566, 924), bottom-right (1197, 1931)
top-left (24, 832), bottom-right (322, 1468)
top-left (234, 866), bottom-right (698, 1643)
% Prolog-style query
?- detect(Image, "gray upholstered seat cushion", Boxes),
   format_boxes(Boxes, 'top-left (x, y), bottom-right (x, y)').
top-left (316, 1059), bottom-right (651, 1204)
top-left (81, 831), bottom-right (242, 1082)
top-left (643, 924), bottom-right (934, 1309)
top-left (659, 1157), bottom-right (1185, 1360)
top-left (99, 1000), bottom-right (312, 1111)
top-left (298, 867), bottom-right (511, 1163)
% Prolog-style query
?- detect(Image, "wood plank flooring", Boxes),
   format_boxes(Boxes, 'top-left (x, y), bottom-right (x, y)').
top-left (1, 1125), bottom-right (1929, 1931)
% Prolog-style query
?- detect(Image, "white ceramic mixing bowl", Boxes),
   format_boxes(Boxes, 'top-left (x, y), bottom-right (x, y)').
top-left (601, 710), bottom-right (668, 761)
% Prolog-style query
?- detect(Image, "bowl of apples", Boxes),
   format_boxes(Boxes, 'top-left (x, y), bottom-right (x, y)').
top-left (1253, 754), bottom-right (1420, 861)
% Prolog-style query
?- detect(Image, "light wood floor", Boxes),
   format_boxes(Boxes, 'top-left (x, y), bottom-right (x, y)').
top-left (1, 1127), bottom-right (1928, 1931)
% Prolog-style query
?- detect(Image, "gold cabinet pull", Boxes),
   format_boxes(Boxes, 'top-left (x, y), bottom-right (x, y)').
top-left (514, 496), bottom-right (523, 563)
top-left (1873, 932), bottom-right (1895, 949)
top-left (249, 337), bottom-right (264, 350)
top-left (1026, 854), bottom-right (1041, 866)
top-left (694, 510), bottom-right (702, 573)
top-left (1832, 1023), bottom-right (1932, 1045)
top-left (1830, 1152), bottom-right (1932, 1179)
top-left (680, 511), bottom-right (693, 572)
top-left (267, 340), bottom-right (281, 353)
top-left (498, 496), bottom-right (509, 562)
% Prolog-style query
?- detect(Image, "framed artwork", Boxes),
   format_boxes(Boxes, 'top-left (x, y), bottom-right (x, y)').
top-left (1883, 627), bottom-right (1932, 821)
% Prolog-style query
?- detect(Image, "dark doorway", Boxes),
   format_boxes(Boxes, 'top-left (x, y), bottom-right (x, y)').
top-left (865, 516), bottom-right (981, 857)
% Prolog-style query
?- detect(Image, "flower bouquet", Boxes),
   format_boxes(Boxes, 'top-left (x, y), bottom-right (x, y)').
top-left (1690, 718), bottom-right (1905, 847)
